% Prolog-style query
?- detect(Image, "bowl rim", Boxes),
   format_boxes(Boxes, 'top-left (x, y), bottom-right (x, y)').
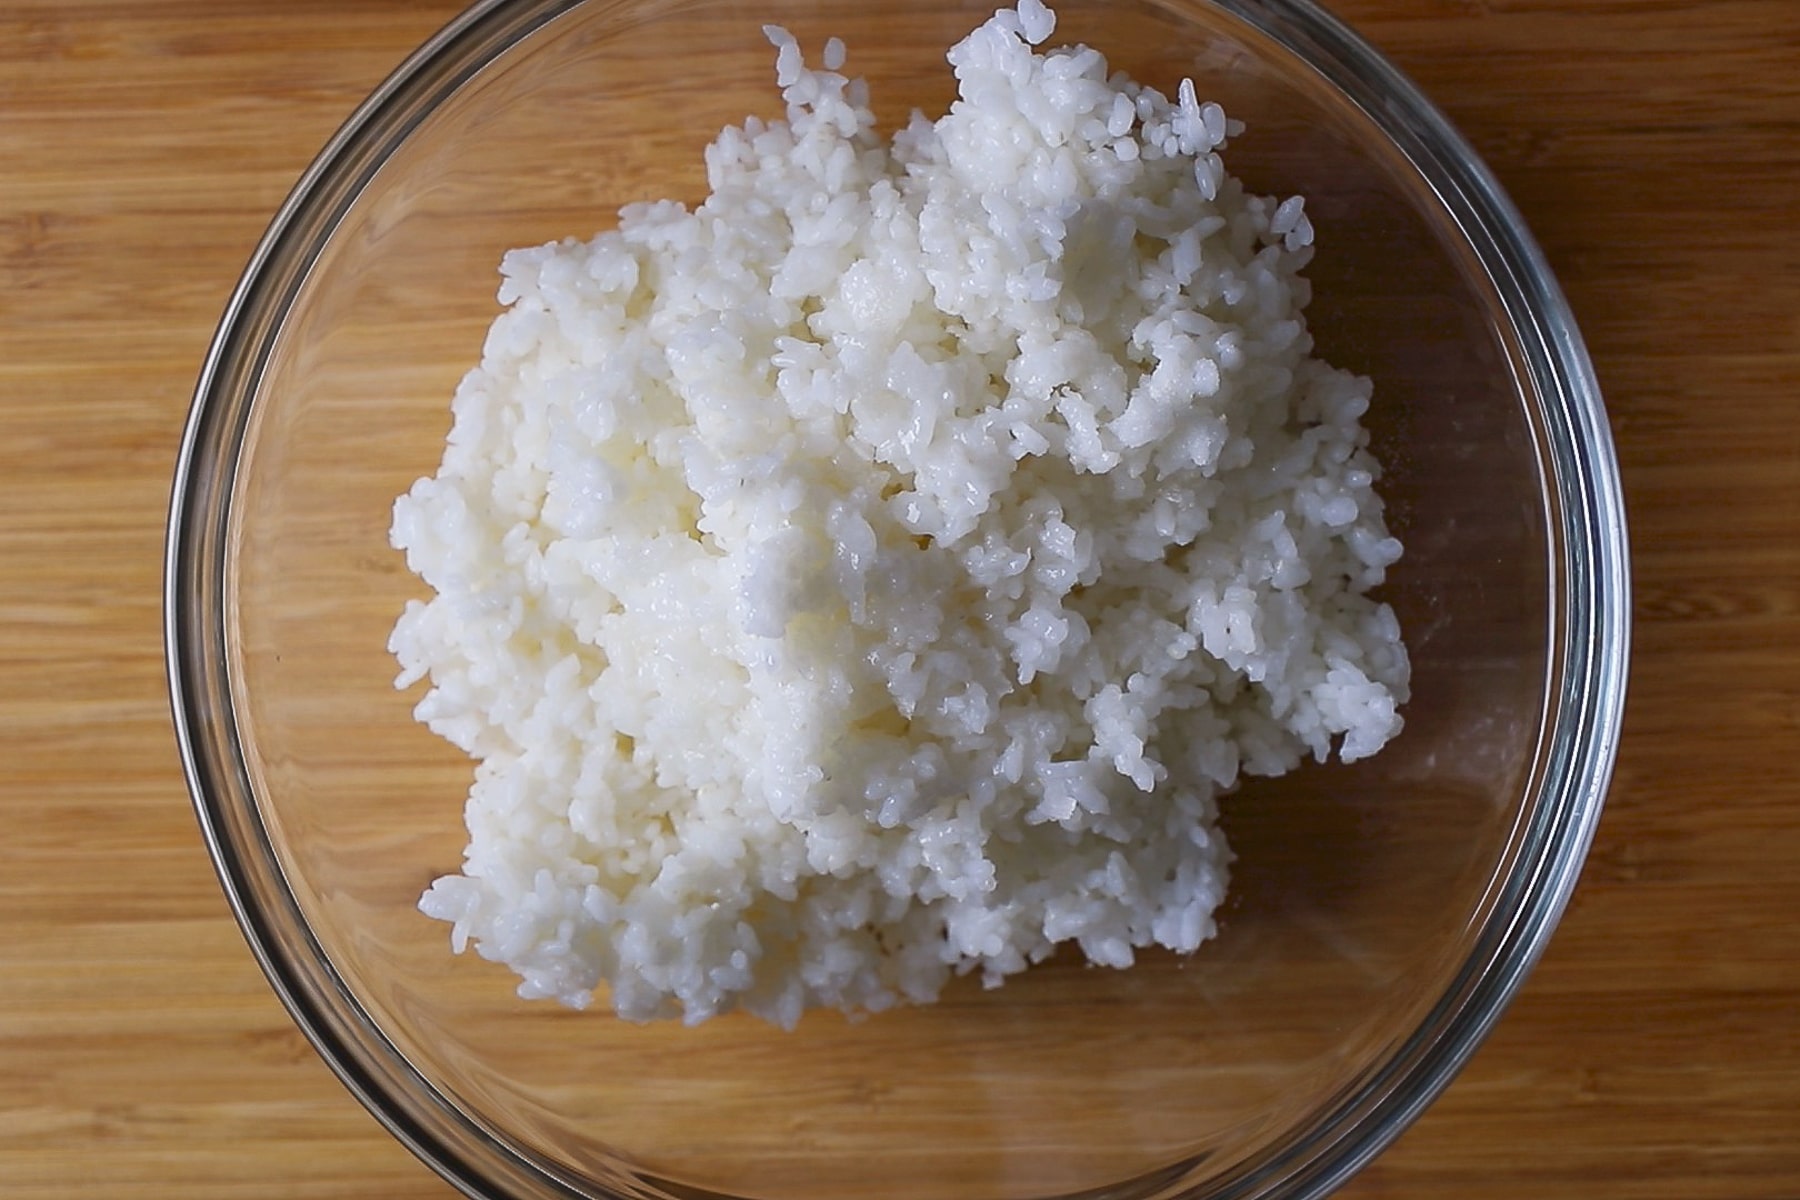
top-left (164, 1), bottom-right (1630, 1197)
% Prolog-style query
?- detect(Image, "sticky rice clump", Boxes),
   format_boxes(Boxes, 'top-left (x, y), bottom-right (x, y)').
top-left (390, 0), bottom-right (1409, 1028)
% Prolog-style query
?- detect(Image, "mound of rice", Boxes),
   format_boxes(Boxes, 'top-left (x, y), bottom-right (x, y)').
top-left (389, 0), bottom-right (1409, 1028)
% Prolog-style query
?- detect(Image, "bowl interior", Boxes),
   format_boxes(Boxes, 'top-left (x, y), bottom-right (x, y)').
top-left (222, 0), bottom-right (1550, 1196)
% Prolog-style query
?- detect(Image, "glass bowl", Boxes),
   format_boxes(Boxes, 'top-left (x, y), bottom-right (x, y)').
top-left (165, 0), bottom-right (1629, 1197)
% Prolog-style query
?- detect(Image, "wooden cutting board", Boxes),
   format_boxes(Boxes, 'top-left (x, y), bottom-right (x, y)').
top-left (2, 1), bottom-right (1795, 1197)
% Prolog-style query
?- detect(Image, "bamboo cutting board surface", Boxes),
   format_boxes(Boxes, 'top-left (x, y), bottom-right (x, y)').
top-left (3, 0), bottom-right (1797, 1197)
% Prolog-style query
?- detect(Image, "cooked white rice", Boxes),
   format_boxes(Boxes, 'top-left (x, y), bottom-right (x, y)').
top-left (389, 0), bottom-right (1409, 1028)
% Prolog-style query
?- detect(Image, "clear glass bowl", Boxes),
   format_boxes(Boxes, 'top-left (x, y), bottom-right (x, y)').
top-left (165, 0), bottom-right (1629, 1197)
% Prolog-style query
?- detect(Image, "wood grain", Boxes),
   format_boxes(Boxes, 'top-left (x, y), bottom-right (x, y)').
top-left (2, 1), bottom-right (1796, 1198)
